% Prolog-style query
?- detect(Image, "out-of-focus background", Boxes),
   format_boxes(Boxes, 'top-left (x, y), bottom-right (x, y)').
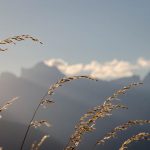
top-left (0, 1), bottom-right (150, 149)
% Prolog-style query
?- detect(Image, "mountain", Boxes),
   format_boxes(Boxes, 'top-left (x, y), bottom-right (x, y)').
top-left (21, 62), bottom-right (64, 88)
top-left (0, 62), bottom-right (150, 150)
top-left (0, 71), bottom-right (47, 122)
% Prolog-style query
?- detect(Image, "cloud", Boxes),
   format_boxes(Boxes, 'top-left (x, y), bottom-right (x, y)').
top-left (44, 58), bottom-right (150, 80)
top-left (137, 57), bottom-right (150, 68)
top-left (83, 60), bottom-right (136, 80)
top-left (44, 58), bottom-right (84, 75)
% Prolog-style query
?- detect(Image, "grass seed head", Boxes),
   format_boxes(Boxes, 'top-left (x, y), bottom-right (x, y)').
top-left (119, 132), bottom-right (150, 150)
top-left (96, 120), bottom-right (150, 145)
top-left (31, 135), bottom-right (49, 150)
top-left (31, 120), bottom-right (51, 128)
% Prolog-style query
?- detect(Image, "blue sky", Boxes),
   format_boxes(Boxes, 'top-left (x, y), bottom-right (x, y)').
top-left (0, 0), bottom-right (150, 78)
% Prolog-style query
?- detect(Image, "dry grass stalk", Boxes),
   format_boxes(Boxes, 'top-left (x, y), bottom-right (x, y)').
top-left (96, 120), bottom-right (150, 145)
top-left (31, 120), bottom-right (51, 128)
top-left (104, 82), bottom-right (143, 105)
top-left (0, 34), bottom-right (43, 51)
top-left (0, 48), bottom-right (7, 51)
top-left (21, 75), bottom-right (96, 150)
top-left (119, 132), bottom-right (150, 150)
top-left (0, 97), bottom-right (19, 118)
top-left (40, 99), bottom-right (55, 109)
top-left (65, 83), bottom-right (142, 150)
top-left (31, 135), bottom-right (49, 150)
top-left (80, 82), bottom-right (143, 123)
top-left (65, 103), bottom-right (127, 150)
top-left (47, 75), bottom-right (98, 96)
top-left (40, 75), bottom-right (97, 108)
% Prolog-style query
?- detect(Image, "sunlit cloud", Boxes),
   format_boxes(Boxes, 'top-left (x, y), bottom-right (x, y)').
top-left (83, 60), bottom-right (137, 80)
top-left (44, 58), bottom-right (84, 75)
top-left (137, 57), bottom-right (150, 68)
top-left (44, 58), bottom-right (150, 80)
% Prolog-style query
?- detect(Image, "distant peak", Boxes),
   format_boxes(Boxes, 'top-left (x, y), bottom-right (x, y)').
top-left (20, 61), bottom-right (64, 87)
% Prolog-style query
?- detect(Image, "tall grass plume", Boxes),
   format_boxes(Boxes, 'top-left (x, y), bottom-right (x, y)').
top-left (0, 35), bottom-right (42, 51)
top-left (119, 132), bottom-right (150, 150)
top-left (65, 83), bottom-right (143, 150)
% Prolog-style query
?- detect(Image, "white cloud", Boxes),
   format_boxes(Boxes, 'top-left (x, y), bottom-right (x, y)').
top-left (44, 58), bottom-right (84, 75)
top-left (137, 57), bottom-right (150, 68)
top-left (83, 59), bottom-right (136, 80)
top-left (44, 58), bottom-right (150, 80)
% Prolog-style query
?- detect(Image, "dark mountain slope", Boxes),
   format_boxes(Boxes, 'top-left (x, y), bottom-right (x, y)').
top-left (0, 62), bottom-right (149, 150)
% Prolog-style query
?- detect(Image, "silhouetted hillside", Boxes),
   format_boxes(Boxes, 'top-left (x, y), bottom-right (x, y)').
top-left (21, 62), bottom-right (64, 87)
top-left (0, 62), bottom-right (149, 150)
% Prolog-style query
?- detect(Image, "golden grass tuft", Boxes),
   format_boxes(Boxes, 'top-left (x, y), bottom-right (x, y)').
top-left (96, 120), bottom-right (150, 145)
top-left (0, 97), bottom-right (19, 118)
top-left (20, 75), bottom-right (97, 150)
top-left (79, 82), bottom-right (142, 123)
top-left (64, 83), bottom-right (143, 150)
top-left (119, 132), bottom-right (150, 150)
top-left (0, 35), bottom-right (43, 51)
top-left (31, 120), bottom-right (51, 128)
top-left (31, 135), bottom-right (49, 150)
top-left (40, 99), bottom-right (55, 108)
top-left (0, 48), bottom-right (7, 51)
top-left (47, 75), bottom-right (98, 96)
top-left (40, 75), bottom-right (97, 108)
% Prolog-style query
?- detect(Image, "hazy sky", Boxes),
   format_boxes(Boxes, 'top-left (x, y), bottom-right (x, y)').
top-left (0, 0), bottom-right (150, 78)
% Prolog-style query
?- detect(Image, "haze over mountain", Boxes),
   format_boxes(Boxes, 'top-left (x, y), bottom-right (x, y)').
top-left (21, 62), bottom-right (64, 87)
top-left (0, 62), bottom-right (149, 150)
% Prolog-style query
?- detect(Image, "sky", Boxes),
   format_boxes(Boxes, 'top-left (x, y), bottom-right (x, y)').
top-left (0, 0), bottom-right (150, 79)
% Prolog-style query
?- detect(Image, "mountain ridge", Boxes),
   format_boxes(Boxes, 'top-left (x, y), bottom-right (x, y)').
top-left (0, 61), bottom-right (149, 150)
